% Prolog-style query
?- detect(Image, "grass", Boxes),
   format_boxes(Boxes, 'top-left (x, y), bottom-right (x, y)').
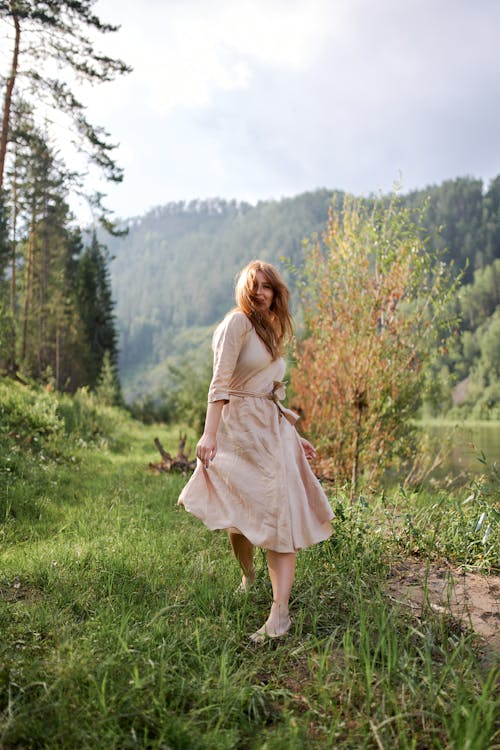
top-left (0, 385), bottom-right (499, 748)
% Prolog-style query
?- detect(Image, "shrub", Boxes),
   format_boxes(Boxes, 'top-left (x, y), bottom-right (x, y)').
top-left (291, 194), bottom-right (456, 493)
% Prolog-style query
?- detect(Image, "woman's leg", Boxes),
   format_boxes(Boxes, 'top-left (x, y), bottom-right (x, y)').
top-left (228, 530), bottom-right (255, 589)
top-left (251, 550), bottom-right (295, 640)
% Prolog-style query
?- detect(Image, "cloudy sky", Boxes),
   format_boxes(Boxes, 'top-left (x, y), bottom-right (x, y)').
top-left (78, 0), bottom-right (500, 220)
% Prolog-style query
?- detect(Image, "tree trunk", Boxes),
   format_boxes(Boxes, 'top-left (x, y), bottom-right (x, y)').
top-left (21, 218), bottom-right (36, 364)
top-left (350, 387), bottom-right (367, 500)
top-left (38, 192), bottom-right (49, 377)
top-left (0, 12), bottom-right (21, 194)
top-left (55, 315), bottom-right (60, 389)
top-left (8, 146), bottom-right (18, 372)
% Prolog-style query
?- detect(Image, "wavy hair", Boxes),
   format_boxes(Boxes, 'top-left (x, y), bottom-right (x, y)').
top-left (234, 260), bottom-right (293, 359)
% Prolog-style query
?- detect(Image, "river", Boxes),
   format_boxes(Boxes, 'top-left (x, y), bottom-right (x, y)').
top-left (422, 421), bottom-right (500, 480)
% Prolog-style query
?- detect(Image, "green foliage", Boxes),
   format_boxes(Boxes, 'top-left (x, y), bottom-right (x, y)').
top-left (76, 231), bottom-right (120, 390)
top-left (123, 325), bottom-right (214, 404)
top-left (460, 260), bottom-right (500, 329)
top-left (1, 109), bottom-right (121, 395)
top-left (0, 380), bottom-right (64, 525)
top-left (405, 176), bottom-right (494, 283)
top-left (0, 378), bottom-right (133, 526)
top-left (129, 359), bottom-right (212, 434)
top-left (428, 259), bottom-right (500, 418)
top-left (95, 351), bottom-right (122, 408)
top-left (396, 473), bottom-right (500, 572)
top-left (0, 0), bottom-right (131, 216)
top-left (5, 112), bottom-right (88, 389)
top-left (25, 152), bottom-right (82, 383)
top-left (0, 379), bottom-right (63, 445)
top-left (0, 0), bottom-right (127, 391)
top-left (160, 360), bottom-right (211, 433)
top-left (54, 388), bottom-right (129, 449)
top-left (0, 379), bottom-right (130, 462)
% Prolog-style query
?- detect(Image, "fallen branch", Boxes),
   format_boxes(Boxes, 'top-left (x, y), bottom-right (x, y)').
top-left (149, 433), bottom-right (196, 474)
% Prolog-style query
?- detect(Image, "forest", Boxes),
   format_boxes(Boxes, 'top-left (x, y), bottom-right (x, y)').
top-left (0, 0), bottom-right (128, 401)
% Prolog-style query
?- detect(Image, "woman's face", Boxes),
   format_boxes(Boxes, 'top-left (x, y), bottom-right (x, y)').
top-left (253, 270), bottom-right (274, 311)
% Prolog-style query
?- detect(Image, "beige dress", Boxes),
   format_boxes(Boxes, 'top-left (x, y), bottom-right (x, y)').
top-left (178, 310), bottom-right (334, 552)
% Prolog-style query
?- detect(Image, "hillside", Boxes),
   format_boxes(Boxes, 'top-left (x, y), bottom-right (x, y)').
top-left (106, 191), bottom-right (338, 397)
top-left (105, 177), bottom-right (500, 405)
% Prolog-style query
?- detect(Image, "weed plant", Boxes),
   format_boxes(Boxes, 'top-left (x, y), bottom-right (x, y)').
top-left (394, 461), bottom-right (500, 573)
top-left (0, 381), bottom-right (498, 748)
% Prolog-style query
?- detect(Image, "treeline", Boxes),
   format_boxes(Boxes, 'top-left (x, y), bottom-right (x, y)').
top-left (0, 2), bottom-right (130, 399)
top-left (106, 179), bottom-right (500, 414)
top-left (0, 115), bottom-right (118, 393)
top-left (406, 176), bottom-right (500, 284)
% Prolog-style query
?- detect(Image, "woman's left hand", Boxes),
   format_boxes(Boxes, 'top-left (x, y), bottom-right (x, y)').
top-left (300, 437), bottom-right (317, 460)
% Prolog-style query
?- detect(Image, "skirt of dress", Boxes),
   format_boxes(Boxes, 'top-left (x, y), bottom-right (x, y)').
top-left (178, 396), bottom-right (334, 553)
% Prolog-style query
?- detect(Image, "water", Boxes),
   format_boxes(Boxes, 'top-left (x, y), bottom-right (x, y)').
top-left (423, 421), bottom-right (500, 479)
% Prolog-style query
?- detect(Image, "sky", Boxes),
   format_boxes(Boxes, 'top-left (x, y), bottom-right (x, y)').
top-left (73, 0), bottom-right (500, 221)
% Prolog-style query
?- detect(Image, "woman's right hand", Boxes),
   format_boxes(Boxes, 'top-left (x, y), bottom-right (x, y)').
top-left (196, 432), bottom-right (217, 468)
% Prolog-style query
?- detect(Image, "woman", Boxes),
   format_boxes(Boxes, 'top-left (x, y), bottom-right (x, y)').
top-left (178, 260), bottom-right (333, 642)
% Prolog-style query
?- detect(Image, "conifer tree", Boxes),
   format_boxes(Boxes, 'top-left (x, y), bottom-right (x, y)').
top-left (1, 103), bottom-right (121, 392)
top-left (2, 109), bottom-right (88, 388)
top-left (76, 230), bottom-right (119, 390)
top-left (95, 349), bottom-right (121, 406)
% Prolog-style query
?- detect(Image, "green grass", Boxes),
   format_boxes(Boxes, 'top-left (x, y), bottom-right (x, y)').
top-left (0, 384), bottom-right (499, 748)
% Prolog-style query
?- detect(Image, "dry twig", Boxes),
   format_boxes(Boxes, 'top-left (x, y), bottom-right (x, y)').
top-left (149, 433), bottom-right (196, 474)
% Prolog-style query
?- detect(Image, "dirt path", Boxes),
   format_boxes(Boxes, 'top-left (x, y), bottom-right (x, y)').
top-left (386, 558), bottom-right (500, 662)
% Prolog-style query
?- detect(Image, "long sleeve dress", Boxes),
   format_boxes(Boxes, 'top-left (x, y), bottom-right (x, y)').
top-left (178, 310), bottom-right (334, 553)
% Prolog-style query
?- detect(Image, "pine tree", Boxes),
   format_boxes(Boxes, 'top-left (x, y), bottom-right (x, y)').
top-left (76, 231), bottom-right (120, 391)
top-left (4, 109), bottom-right (89, 389)
top-left (2, 104), bottom-right (121, 392)
top-left (95, 350), bottom-right (121, 407)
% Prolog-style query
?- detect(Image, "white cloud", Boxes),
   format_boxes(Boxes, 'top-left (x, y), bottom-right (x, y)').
top-left (73, 0), bottom-right (500, 220)
top-left (91, 0), bottom-right (332, 114)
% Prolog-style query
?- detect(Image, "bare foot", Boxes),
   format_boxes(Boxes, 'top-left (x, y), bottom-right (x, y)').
top-left (238, 569), bottom-right (256, 593)
top-left (250, 602), bottom-right (291, 643)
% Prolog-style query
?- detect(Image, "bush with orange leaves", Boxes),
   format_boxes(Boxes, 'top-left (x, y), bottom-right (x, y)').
top-left (291, 194), bottom-right (456, 494)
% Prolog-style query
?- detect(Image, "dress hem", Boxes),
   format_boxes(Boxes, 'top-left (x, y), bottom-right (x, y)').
top-left (179, 500), bottom-right (334, 553)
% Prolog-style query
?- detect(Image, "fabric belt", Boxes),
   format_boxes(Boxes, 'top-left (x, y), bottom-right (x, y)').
top-left (227, 380), bottom-right (300, 426)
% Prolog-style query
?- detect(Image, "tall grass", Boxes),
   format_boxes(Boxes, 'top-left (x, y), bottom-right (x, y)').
top-left (0, 381), bottom-right (498, 748)
top-left (394, 460), bottom-right (500, 573)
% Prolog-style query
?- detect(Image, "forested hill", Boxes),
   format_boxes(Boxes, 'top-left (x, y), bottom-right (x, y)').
top-left (106, 176), bottom-right (500, 401)
top-left (107, 191), bottom-right (337, 395)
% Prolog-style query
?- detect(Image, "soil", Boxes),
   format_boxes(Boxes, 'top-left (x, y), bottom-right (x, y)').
top-left (386, 558), bottom-right (500, 665)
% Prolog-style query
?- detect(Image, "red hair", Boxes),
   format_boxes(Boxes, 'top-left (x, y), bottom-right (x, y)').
top-left (234, 260), bottom-right (293, 359)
